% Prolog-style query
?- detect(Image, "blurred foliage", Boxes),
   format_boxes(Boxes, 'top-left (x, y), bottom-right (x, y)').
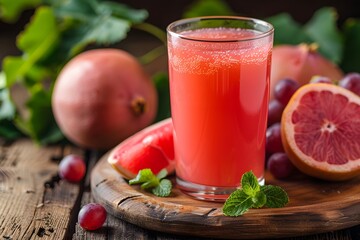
top-left (183, 0), bottom-right (235, 18)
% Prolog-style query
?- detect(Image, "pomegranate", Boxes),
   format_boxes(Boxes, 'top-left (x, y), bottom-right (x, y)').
top-left (52, 49), bottom-right (158, 150)
top-left (270, 43), bottom-right (344, 99)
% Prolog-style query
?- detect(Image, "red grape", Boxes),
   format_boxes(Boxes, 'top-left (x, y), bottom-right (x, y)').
top-left (266, 123), bottom-right (284, 154)
top-left (267, 99), bottom-right (285, 126)
top-left (309, 75), bottom-right (333, 84)
top-left (338, 72), bottom-right (360, 96)
top-left (59, 154), bottom-right (86, 182)
top-left (78, 203), bottom-right (107, 231)
top-left (274, 78), bottom-right (300, 105)
top-left (267, 152), bottom-right (294, 179)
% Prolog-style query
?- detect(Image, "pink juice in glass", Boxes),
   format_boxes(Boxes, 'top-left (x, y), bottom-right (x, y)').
top-left (167, 17), bottom-right (274, 200)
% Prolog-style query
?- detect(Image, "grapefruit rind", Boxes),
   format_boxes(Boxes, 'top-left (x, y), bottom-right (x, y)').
top-left (107, 118), bottom-right (175, 179)
top-left (281, 83), bottom-right (360, 181)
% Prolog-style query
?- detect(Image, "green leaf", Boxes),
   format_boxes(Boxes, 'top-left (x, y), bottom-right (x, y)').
top-left (156, 169), bottom-right (168, 180)
top-left (153, 72), bottom-right (171, 122)
top-left (341, 18), bottom-right (360, 73)
top-left (222, 190), bottom-right (254, 217)
top-left (129, 168), bottom-right (172, 197)
top-left (252, 191), bottom-right (267, 208)
top-left (129, 169), bottom-right (157, 185)
top-left (183, 0), bottom-right (235, 18)
top-left (51, 0), bottom-right (98, 20)
top-left (51, 0), bottom-right (135, 56)
top-left (152, 179), bottom-right (172, 197)
top-left (72, 16), bottom-right (129, 53)
top-left (0, 72), bottom-right (22, 139)
top-left (18, 85), bottom-right (62, 144)
top-left (303, 7), bottom-right (343, 64)
top-left (266, 13), bottom-right (310, 45)
top-left (241, 171), bottom-right (260, 196)
top-left (3, 7), bottom-right (59, 86)
top-left (0, 0), bottom-right (40, 22)
top-left (140, 179), bottom-right (159, 189)
top-left (0, 73), bottom-right (16, 119)
top-left (0, 119), bottom-right (23, 140)
top-left (98, 1), bottom-right (148, 23)
top-left (261, 185), bottom-right (289, 208)
top-left (266, 7), bottom-right (344, 64)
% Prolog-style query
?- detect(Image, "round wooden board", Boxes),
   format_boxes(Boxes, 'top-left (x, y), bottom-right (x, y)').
top-left (91, 153), bottom-right (360, 239)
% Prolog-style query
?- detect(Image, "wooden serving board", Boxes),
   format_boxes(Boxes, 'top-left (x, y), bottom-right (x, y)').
top-left (91, 153), bottom-right (360, 239)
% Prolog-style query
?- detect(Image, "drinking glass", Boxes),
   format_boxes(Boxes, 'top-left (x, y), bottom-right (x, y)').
top-left (167, 16), bottom-right (274, 201)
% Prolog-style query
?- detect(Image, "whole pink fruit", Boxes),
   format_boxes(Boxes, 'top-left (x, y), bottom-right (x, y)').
top-left (52, 49), bottom-right (158, 150)
top-left (270, 43), bottom-right (344, 100)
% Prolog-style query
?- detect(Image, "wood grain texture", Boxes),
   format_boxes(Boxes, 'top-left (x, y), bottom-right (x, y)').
top-left (91, 152), bottom-right (360, 240)
top-left (0, 139), bottom-right (83, 239)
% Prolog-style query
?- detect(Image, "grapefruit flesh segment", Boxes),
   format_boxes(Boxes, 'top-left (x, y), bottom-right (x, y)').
top-left (108, 118), bottom-right (175, 179)
top-left (281, 83), bottom-right (360, 181)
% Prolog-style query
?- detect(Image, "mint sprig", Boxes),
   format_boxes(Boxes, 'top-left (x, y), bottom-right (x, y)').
top-left (129, 169), bottom-right (172, 197)
top-left (223, 171), bottom-right (289, 216)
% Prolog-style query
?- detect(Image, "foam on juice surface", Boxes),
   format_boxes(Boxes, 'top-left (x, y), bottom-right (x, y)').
top-left (168, 28), bottom-right (272, 74)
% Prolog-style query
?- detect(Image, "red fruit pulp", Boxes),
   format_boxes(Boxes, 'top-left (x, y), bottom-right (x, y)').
top-left (108, 118), bottom-right (175, 179)
top-left (291, 90), bottom-right (360, 165)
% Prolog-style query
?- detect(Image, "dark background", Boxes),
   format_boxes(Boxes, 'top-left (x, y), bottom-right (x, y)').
top-left (1, 0), bottom-right (359, 32)
top-left (120, 0), bottom-right (359, 28)
top-left (0, 0), bottom-right (359, 63)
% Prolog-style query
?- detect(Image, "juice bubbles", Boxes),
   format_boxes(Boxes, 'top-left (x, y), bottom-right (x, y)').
top-left (167, 17), bottom-right (274, 201)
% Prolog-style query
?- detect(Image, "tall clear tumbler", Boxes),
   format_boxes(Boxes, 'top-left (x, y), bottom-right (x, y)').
top-left (167, 16), bottom-right (274, 201)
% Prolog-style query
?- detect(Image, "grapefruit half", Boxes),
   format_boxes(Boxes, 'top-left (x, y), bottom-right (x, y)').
top-left (281, 83), bottom-right (360, 181)
top-left (108, 118), bottom-right (175, 179)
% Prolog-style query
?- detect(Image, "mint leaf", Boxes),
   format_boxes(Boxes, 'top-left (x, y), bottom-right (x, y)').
top-left (152, 179), bottom-right (172, 197)
top-left (223, 190), bottom-right (254, 217)
top-left (156, 169), bottom-right (168, 180)
top-left (129, 169), bottom-right (157, 185)
top-left (241, 171), bottom-right (260, 196)
top-left (252, 191), bottom-right (267, 208)
top-left (261, 185), bottom-right (289, 208)
top-left (223, 171), bottom-right (289, 216)
top-left (129, 168), bottom-right (172, 197)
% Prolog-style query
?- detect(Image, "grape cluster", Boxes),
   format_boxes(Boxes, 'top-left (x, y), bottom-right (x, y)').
top-left (266, 72), bottom-right (360, 179)
top-left (338, 72), bottom-right (360, 96)
top-left (266, 79), bottom-right (298, 179)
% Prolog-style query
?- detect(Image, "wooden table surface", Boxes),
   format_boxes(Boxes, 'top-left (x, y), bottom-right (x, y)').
top-left (0, 139), bottom-right (359, 240)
